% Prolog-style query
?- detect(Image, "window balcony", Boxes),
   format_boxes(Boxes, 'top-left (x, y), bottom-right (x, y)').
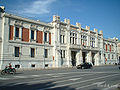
top-left (82, 46), bottom-right (90, 50)
top-left (70, 44), bottom-right (81, 49)
top-left (90, 46), bottom-right (99, 51)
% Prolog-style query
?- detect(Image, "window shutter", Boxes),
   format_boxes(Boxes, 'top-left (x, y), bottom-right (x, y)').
top-left (9, 25), bottom-right (14, 40)
top-left (37, 31), bottom-right (43, 43)
top-left (49, 32), bottom-right (51, 44)
top-left (22, 28), bottom-right (29, 42)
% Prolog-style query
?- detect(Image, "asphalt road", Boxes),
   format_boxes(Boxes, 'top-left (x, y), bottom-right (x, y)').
top-left (0, 65), bottom-right (120, 90)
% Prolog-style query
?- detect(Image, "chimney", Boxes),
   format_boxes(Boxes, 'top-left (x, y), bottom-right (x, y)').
top-left (64, 18), bottom-right (70, 24)
top-left (76, 22), bottom-right (81, 27)
top-left (53, 15), bottom-right (60, 22)
top-left (94, 28), bottom-right (98, 33)
top-left (86, 26), bottom-right (90, 30)
top-left (99, 30), bottom-right (103, 35)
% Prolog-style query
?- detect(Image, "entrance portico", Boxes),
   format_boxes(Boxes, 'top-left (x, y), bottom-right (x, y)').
top-left (70, 49), bottom-right (100, 66)
top-left (70, 49), bottom-right (82, 66)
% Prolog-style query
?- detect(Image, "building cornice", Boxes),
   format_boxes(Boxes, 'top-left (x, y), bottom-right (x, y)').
top-left (103, 38), bottom-right (118, 43)
top-left (4, 13), bottom-right (53, 28)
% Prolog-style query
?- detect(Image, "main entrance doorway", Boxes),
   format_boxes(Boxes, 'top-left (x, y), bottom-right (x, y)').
top-left (82, 52), bottom-right (86, 63)
top-left (71, 51), bottom-right (76, 66)
top-left (92, 53), bottom-right (95, 65)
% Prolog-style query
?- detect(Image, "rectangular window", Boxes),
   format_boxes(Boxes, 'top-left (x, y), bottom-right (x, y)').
top-left (73, 37), bottom-right (74, 44)
top-left (15, 27), bottom-right (19, 38)
top-left (108, 54), bottom-right (110, 59)
top-left (63, 50), bottom-right (65, 58)
top-left (112, 54), bottom-right (114, 59)
top-left (70, 37), bottom-right (72, 44)
top-left (61, 50), bottom-right (62, 58)
top-left (31, 64), bottom-right (35, 67)
top-left (31, 48), bottom-right (35, 57)
top-left (15, 65), bottom-right (20, 68)
top-left (15, 47), bottom-right (19, 57)
top-left (44, 49), bottom-right (48, 58)
top-left (44, 32), bottom-right (47, 42)
top-left (9, 25), bottom-right (14, 40)
top-left (60, 35), bottom-right (62, 43)
top-left (63, 35), bottom-right (65, 43)
top-left (31, 30), bottom-right (34, 40)
top-left (75, 38), bottom-right (77, 44)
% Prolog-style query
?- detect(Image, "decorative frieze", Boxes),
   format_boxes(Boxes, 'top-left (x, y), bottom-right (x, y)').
top-left (30, 24), bottom-right (38, 30)
top-left (15, 20), bottom-right (23, 27)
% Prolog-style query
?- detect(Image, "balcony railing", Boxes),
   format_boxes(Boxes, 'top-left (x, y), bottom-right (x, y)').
top-left (70, 44), bottom-right (81, 49)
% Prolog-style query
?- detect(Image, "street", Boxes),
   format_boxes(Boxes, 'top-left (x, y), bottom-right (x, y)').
top-left (0, 65), bottom-right (120, 90)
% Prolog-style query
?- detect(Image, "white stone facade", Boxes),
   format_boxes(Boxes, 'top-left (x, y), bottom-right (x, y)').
top-left (117, 42), bottom-right (120, 63)
top-left (0, 8), bottom-right (119, 70)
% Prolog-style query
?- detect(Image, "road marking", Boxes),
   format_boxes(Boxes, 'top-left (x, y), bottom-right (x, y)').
top-left (14, 76), bottom-right (28, 78)
top-left (31, 75), bottom-right (41, 77)
top-left (27, 77), bottom-right (82, 85)
top-left (33, 73), bottom-right (96, 82)
top-left (1, 71), bottom-right (117, 81)
top-left (24, 73), bottom-right (95, 85)
top-left (76, 81), bottom-right (106, 90)
top-left (103, 84), bottom-right (119, 90)
top-left (93, 81), bottom-right (106, 85)
top-left (52, 75), bottom-right (63, 77)
top-left (56, 71), bottom-right (119, 75)
top-left (69, 78), bottom-right (81, 81)
top-left (1, 71), bottom-right (118, 80)
top-left (6, 82), bottom-right (25, 87)
top-left (0, 77), bottom-right (10, 80)
top-left (47, 74), bottom-right (55, 76)
top-left (39, 73), bottom-right (120, 90)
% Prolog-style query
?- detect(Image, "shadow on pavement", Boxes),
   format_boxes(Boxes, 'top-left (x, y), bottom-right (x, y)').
top-left (0, 81), bottom-right (75, 90)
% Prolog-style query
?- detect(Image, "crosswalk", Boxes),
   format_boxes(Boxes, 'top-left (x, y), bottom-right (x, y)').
top-left (0, 71), bottom-right (120, 90)
top-left (0, 71), bottom-right (119, 81)
top-left (0, 75), bottom-right (42, 80)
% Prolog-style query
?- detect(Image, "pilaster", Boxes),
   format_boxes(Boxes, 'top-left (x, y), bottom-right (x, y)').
top-left (34, 30), bottom-right (37, 40)
top-left (80, 50), bottom-right (83, 63)
top-left (95, 52), bottom-right (100, 65)
top-left (19, 27), bottom-right (22, 39)
top-left (87, 51), bottom-right (92, 63)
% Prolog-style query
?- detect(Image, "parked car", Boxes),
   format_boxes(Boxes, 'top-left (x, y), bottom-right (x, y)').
top-left (77, 62), bottom-right (93, 69)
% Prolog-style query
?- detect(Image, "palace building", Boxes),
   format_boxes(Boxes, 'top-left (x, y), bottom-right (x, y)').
top-left (0, 7), bottom-right (119, 69)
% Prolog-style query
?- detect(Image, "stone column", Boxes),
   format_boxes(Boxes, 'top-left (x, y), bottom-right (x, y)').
top-left (76, 50), bottom-right (80, 65)
top-left (87, 51), bottom-right (92, 63)
top-left (95, 37), bottom-right (98, 47)
top-left (29, 29), bottom-right (31, 40)
top-left (34, 30), bottom-right (37, 40)
top-left (67, 49), bottom-right (71, 67)
top-left (101, 51), bottom-right (105, 65)
top-left (95, 52), bottom-right (100, 65)
top-left (87, 35), bottom-right (90, 46)
top-left (19, 27), bottom-right (22, 39)
top-left (80, 50), bottom-right (83, 63)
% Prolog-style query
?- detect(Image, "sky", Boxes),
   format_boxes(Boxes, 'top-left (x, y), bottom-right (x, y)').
top-left (0, 0), bottom-right (120, 40)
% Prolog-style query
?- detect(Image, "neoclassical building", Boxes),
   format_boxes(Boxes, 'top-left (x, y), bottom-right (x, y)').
top-left (0, 7), bottom-right (119, 69)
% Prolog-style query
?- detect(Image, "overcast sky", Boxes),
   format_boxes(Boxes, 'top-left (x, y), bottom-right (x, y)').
top-left (0, 0), bottom-right (120, 39)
